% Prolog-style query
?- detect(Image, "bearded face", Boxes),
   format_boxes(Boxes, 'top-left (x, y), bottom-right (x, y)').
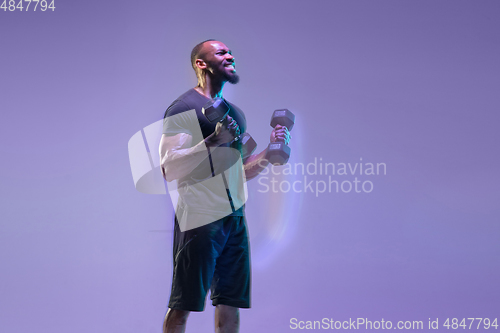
top-left (206, 58), bottom-right (240, 84)
top-left (198, 41), bottom-right (240, 85)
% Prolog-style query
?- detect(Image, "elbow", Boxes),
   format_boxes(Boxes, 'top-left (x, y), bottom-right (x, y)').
top-left (160, 153), bottom-right (177, 182)
top-left (161, 165), bottom-right (176, 182)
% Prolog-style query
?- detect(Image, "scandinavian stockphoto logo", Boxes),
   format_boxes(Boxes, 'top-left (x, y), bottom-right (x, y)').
top-left (127, 110), bottom-right (247, 232)
top-left (257, 157), bottom-right (387, 196)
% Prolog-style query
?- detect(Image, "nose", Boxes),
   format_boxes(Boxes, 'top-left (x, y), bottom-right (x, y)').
top-left (226, 53), bottom-right (235, 63)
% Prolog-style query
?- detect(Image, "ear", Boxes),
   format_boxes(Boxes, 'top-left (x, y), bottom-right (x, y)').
top-left (195, 59), bottom-right (207, 70)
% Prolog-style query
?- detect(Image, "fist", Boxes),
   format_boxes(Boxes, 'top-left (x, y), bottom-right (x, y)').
top-left (212, 115), bottom-right (240, 145)
top-left (226, 115), bottom-right (241, 138)
top-left (270, 124), bottom-right (291, 145)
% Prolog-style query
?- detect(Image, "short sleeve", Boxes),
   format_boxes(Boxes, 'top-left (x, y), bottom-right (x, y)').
top-left (162, 100), bottom-right (194, 136)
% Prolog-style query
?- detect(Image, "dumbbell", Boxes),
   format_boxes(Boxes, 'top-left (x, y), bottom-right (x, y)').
top-left (202, 98), bottom-right (257, 159)
top-left (265, 109), bottom-right (295, 165)
top-left (202, 98), bottom-right (231, 123)
top-left (235, 132), bottom-right (257, 160)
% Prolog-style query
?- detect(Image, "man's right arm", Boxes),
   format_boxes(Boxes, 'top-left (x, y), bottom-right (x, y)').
top-left (159, 116), bottom-right (239, 182)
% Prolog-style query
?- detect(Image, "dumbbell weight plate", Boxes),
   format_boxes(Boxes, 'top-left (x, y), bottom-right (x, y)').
top-left (266, 142), bottom-right (291, 165)
top-left (231, 132), bottom-right (257, 160)
top-left (270, 109), bottom-right (295, 131)
top-left (202, 98), bottom-right (230, 123)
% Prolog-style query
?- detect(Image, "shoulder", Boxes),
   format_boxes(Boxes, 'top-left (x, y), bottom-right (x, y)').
top-left (164, 100), bottom-right (190, 119)
top-left (164, 89), bottom-right (205, 118)
top-left (164, 90), bottom-right (192, 119)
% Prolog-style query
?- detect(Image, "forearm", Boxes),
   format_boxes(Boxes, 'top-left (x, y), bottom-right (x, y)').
top-left (243, 149), bottom-right (269, 181)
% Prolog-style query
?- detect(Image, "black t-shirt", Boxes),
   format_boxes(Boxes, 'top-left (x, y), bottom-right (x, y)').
top-left (163, 88), bottom-right (247, 140)
top-left (163, 88), bottom-right (247, 218)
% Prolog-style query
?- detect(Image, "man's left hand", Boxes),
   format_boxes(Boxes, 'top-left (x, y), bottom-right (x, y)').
top-left (270, 124), bottom-right (291, 145)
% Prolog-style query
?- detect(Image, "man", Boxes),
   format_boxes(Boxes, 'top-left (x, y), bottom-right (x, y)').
top-left (159, 40), bottom-right (290, 333)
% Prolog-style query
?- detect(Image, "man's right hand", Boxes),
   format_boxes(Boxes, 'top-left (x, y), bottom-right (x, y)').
top-left (205, 115), bottom-right (240, 147)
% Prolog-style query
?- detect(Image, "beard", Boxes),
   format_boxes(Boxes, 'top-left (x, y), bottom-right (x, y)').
top-left (206, 61), bottom-right (240, 84)
top-left (226, 71), bottom-right (240, 84)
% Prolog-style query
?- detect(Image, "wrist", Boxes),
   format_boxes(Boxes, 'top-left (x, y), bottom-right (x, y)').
top-left (204, 133), bottom-right (217, 147)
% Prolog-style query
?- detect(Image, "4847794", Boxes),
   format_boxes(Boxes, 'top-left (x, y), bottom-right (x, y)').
top-left (1, 0), bottom-right (55, 11)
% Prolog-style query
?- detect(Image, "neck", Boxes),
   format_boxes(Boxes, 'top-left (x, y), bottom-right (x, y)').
top-left (195, 74), bottom-right (226, 99)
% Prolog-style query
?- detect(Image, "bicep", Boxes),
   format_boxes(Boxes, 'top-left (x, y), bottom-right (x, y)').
top-left (159, 133), bottom-right (193, 159)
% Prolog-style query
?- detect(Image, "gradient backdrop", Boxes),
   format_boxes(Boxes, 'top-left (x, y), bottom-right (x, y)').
top-left (1, 0), bottom-right (499, 332)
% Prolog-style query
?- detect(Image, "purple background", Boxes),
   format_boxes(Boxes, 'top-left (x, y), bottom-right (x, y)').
top-left (1, 0), bottom-right (499, 332)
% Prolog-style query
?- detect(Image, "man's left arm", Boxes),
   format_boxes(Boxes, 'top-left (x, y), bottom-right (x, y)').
top-left (243, 124), bottom-right (291, 180)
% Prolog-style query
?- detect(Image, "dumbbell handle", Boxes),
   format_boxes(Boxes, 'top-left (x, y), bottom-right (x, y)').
top-left (272, 125), bottom-right (289, 143)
